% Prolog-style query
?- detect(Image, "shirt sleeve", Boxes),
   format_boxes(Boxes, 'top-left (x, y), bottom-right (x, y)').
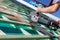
top-left (52, 0), bottom-right (60, 4)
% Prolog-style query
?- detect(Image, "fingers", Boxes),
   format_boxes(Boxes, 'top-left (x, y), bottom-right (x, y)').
top-left (36, 7), bottom-right (42, 13)
top-left (56, 20), bottom-right (60, 24)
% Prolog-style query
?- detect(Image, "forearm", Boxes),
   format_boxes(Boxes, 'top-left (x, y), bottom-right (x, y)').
top-left (5, 12), bottom-right (27, 23)
top-left (40, 4), bottom-right (58, 13)
top-left (37, 3), bottom-right (60, 13)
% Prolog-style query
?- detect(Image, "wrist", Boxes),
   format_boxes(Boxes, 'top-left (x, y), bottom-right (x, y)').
top-left (36, 8), bottom-right (41, 13)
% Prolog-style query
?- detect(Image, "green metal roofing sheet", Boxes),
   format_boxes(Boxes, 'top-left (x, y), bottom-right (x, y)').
top-left (0, 0), bottom-right (60, 40)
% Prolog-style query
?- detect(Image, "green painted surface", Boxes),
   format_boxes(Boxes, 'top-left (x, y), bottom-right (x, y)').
top-left (0, 0), bottom-right (60, 40)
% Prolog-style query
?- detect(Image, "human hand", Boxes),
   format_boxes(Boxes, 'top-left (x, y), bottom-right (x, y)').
top-left (56, 20), bottom-right (60, 24)
top-left (36, 7), bottom-right (42, 13)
